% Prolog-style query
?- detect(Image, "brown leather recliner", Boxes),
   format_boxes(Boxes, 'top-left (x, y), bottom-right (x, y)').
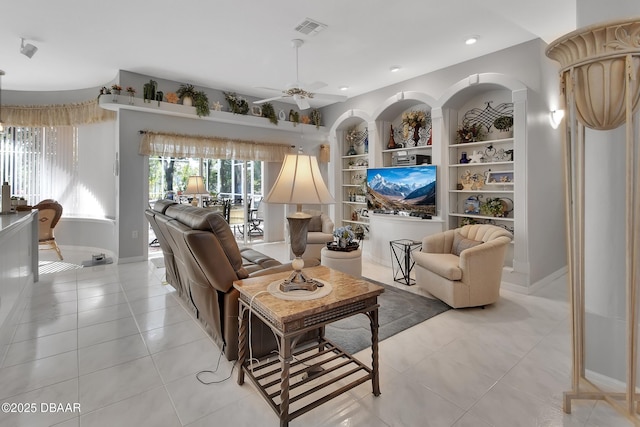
top-left (147, 201), bottom-right (320, 360)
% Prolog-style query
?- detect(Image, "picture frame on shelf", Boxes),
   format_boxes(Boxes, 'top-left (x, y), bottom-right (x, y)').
top-left (251, 106), bottom-right (262, 116)
top-left (485, 170), bottom-right (514, 185)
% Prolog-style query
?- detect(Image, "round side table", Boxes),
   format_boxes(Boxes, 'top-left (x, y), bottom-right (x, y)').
top-left (320, 247), bottom-right (362, 277)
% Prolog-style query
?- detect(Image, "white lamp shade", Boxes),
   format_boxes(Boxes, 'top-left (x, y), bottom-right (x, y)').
top-left (184, 176), bottom-right (208, 195)
top-left (265, 153), bottom-right (335, 205)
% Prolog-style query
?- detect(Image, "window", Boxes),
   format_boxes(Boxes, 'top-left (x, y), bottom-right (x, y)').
top-left (148, 156), bottom-right (263, 204)
top-left (1, 126), bottom-right (77, 207)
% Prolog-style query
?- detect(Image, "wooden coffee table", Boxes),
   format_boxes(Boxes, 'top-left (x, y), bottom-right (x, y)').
top-left (233, 265), bottom-right (384, 427)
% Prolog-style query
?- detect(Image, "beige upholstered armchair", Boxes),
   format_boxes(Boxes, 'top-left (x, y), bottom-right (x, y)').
top-left (288, 209), bottom-right (334, 260)
top-left (413, 224), bottom-right (512, 308)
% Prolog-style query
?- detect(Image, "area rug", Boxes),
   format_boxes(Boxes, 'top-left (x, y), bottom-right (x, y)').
top-left (324, 279), bottom-right (451, 354)
top-left (38, 260), bottom-right (83, 275)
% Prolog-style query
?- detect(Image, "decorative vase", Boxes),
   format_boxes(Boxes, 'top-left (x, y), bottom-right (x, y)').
top-left (339, 238), bottom-right (348, 248)
top-left (182, 96), bottom-right (193, 107)
top-left (459, 152), bottom-right (469, 164)
top-left (128, 94), bottom-right (135, 105)
top-left (346, 144), bottom-right (357, 156)
top-left (112, 90), bottom-right (120, 102)
top-left (413, 125), bottom-right (420, 144)
top-left (388, 125), bottom-right (396, 149)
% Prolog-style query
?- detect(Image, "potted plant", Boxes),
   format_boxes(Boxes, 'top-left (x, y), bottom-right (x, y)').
top-left (333, 226), bottom-right (356, 248)
top-left (493, 115), bottom-right (514, 137)
top-left (193, 90), bottom-right (210, 117)
top-left (261, 102), bottom-right (278, 125)
top-left (177, 84), bottom-right (197, 106)
top-left (223, 92), bottom-right (249, 115)
top-left (310, 109), bottom-right (321, 129)
top-left (480, 197), bottom-right (507, 217)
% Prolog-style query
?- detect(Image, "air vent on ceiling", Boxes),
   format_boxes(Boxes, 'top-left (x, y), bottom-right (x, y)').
top-left (294, 18), bottom-right (327, 36)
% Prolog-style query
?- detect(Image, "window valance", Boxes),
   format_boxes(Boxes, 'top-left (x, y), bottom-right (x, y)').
top-left (139, 130), bottom-right (293, 162)
top-left (3, 99), bottom-right (116, 127)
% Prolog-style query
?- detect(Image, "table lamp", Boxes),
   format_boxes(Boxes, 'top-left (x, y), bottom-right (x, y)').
top-left (185, 175), bottom-right (208, 207)
top-left (264, 150), bottom-right (335, 292)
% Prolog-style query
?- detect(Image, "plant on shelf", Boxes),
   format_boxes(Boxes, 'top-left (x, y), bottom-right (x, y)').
top-left (261, 102), bottom-right (278, 125)
top-left (111, 84), bottom-right (122, 94)
top-left (480, 197), bottom-right (507, 217)
top-left (289, 109), bottom-right (299, 125)
top-left (493, 116), bottom-right (514, 132)
top-left (177, 84), bottom-right (197, 106)
top-left (125, 86), bottom-right (136, 95)
top-left (223, 92), bottom-right (249, 115)
top-left (310, 109), bottom-right (321, 129)
top-left (456, 122), bottom-right (485, 143)
top-left (193, 90), bottom-right (211, 117)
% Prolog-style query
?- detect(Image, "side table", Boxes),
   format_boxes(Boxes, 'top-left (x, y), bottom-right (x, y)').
top-left (389, 239), bottom-right (422, 286)
top-left (234, 266), bottom-right (384, 427)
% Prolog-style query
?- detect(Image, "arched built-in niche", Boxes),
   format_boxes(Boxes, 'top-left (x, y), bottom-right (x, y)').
top-left (439, 72), bottom-right (565, 290)
top-left (328, 109), bottom-right (373, 235)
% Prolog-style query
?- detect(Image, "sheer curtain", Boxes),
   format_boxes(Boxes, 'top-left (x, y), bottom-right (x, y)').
top-left (139, 131), bottom-right (293, 162)
top-left (0, 126), bottom-right (84, 214)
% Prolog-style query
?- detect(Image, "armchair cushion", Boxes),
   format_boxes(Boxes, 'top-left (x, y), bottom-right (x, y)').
top-left (413, 252), bottom-right (462, 281)
top-left (451, 232), bottom-right (482, 256)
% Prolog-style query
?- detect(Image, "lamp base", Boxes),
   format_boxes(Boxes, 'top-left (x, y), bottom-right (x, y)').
top-left (279, 268), bottom-right (323, 292)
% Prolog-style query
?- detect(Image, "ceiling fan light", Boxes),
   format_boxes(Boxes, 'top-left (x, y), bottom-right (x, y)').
top-left (390, 66), bottom-right (401, 73)
top-left (339, 86), bottom-right (349, 91)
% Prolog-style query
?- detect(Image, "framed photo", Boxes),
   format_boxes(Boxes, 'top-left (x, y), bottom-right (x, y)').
top-left (251, 105), bottom-right (262, 116)
top-left (485, 170), bottom-right (514, 185)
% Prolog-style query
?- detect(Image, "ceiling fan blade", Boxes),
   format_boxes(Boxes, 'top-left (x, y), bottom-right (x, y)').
top-left (253, 95), bottom-right (286, 105)
top-left (304, 81), bottom-right (327, 91)
top-left (313, 93), bottom-right (348, 103)
top-left (256, 86), bottom-right (284, 93)
top-left (293, 94), bottom-right (311, 110)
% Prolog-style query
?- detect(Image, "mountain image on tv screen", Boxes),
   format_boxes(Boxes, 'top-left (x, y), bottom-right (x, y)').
top-left (366, 165), bottom-right (437, 215)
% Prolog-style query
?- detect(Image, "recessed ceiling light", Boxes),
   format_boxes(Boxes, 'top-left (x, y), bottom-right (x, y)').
top-left (390, 66), bottom-right (401, 73)
top-left (339, 86), bottom-right (349, 91)
top-left (465, 36), bottom-right (479, 45)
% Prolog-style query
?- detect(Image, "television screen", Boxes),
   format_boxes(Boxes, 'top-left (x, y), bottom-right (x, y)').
top-left (366, 165), bottom-right (437, 215)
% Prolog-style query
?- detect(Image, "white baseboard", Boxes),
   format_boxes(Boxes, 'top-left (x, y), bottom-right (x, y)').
top-left (501, 266), bottom-right (567, 295)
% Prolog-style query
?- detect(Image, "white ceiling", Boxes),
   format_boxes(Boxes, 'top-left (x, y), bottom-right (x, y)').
top-left (1, 0), bottom-right (576, 107)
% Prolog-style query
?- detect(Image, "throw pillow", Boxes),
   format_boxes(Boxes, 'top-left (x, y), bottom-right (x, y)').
top-left (451, 232), bottom-right (482, 256)
top-left (308, 215), bottom-right (322, 232)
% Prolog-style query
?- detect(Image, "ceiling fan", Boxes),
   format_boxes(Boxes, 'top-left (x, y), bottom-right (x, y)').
top-left (253, 39), bottom-right (347, 110)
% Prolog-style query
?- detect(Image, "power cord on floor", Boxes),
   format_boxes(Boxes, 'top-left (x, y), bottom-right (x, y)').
top-left (196, 290), bottom-right (269, 385)
top-left (195, 343), bottom-right (237, 385)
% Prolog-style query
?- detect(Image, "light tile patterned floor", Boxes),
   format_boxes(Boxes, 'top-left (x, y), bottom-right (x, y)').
top-left (0, 243), bottom-right (634, 426)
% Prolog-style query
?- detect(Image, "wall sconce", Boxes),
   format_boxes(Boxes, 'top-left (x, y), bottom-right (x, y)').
top-left (319, 144), bottom-right (330, 163)
top-left (549, 109), bottom-right (565, 129)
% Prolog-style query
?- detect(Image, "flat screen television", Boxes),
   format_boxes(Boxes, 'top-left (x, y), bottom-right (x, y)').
top-left (366, 165), bottom-right (437, 215)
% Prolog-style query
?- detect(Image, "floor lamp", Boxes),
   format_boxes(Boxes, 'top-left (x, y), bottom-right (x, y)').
top-left (185, 176), bottom-right (208, 207)
top-left (547, 17), bottom-right (640, 421)
top-left (264, 150), bottom-right (335, 292)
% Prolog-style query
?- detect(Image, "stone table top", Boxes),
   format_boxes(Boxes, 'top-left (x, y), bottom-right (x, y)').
top-left (233, 265), bottom-right (384, 325)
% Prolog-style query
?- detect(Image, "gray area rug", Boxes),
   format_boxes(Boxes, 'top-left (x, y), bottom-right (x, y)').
top-left (325, 279), bottom-right (451, 355)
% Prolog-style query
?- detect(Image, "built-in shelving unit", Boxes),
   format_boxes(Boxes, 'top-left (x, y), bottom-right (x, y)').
top-left (340, 123), bottom-right (369, 234)
top-left (447, 136), bottom-right (515, 230)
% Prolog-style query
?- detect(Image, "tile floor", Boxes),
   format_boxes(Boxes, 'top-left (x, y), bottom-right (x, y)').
top-left (0, 243), bottom-right (634, 427)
